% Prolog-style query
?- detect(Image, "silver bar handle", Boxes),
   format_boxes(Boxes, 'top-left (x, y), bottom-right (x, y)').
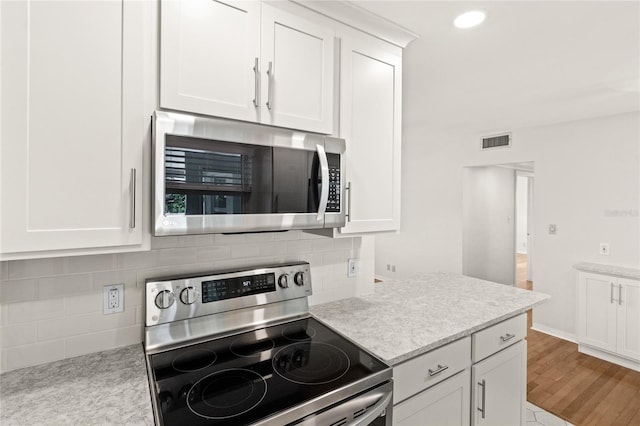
top-left (350, 391), bottom-right (392, 426)
top-left (478, 379), bottom-right (486, 419)
top-left (316, 144), bottom-right (329, 220)
top-left (618, 284), bottom-right (623, 305)
top-left (611, 282), bottom-right (616, 303)
top-left (500, 333), bottom-right (516, 342)
top-left (129, 168), bottom-right (136, 229)
top-left (266, 61), bottom-right (273, 110)
top-left (428, 364), bottom-right (449, 377)
top-left (252, 57), bottom-right (259, 108)
top-left (345, 181), bottom-right (352, 222)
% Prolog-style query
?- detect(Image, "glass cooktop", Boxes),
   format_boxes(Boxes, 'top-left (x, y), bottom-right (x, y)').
top-left (149, 317), bottom-right (389, 426)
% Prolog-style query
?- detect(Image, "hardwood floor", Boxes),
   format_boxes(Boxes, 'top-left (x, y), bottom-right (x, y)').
top-left (517, 253), bottom-right (640, 425)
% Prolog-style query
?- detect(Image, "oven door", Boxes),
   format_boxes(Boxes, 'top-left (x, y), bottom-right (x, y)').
top-left (153, 111), bottom-right (345, 235)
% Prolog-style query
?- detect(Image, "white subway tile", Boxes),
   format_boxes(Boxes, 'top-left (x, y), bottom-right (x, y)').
top-left (1, 349), bottom-right (7, 373)
top-left (150, 236), bottom-right (179, 249)
top-left (323, 250), bottom-right (350, 265)
top-left (7, 258), bottom-right (65, 280)
top-left (159, 263), bottom-right (218, 277)
top-left (178, 234), bottom-right (215, 247)
top-left (0, 279), bottom-right (37, 303)
top-left (244, 233), bottom-right (275, 243)
top-left (7, 299), bottom-right (65, 324)
top-left (124, 286), bottom-right (144, 309)
top-left (214, 233), bottom-right (246, 245)
top-left (308, 285), bottom-right (357, 306)
top-left (311, 239), bottom-right (334, 252)
top-left (286, 240), bottom-right (313, 254)
top-left (37, 313), bottom-right (93, 341)
top-left (65, 325), bottom-right (142, 358)
top-left (136, 267), bottom-right (173, 287)
top-left (259, 242), bottom-right (287, 256)
top-left (118, 251), bottom-right (158, 270)
top-left (135, 306), bottom-right (144, 325)
top-left (6, 340), bottom-right (65, 371)
top-left (274, 230), bottom-right (301, 241)
top-left (65, 254), bottom-right (116, 274)
top-left (1, 322), bottom-right (37, 347)
top-left (0, 303), bottom-right (7, 326)
top-left (64, 293), bottom-right (102, 316)
top-left (231, 245), bottom-right (262, 258)
top-left (196, 246), bottom-right (232, 262)
top-left (91, 309), bottom-right (136, 332)
top-left (38, 274), bottom-right (92, 299)
top-left (156, 248), bottom-right (198, 266)
top-left (1, 262), bottom-right (8, 280)
top-left (91, 269), bottom-right (137, 290)
top-left (334, 237), bottom-right (355, 250)
top-left (213, 257), bottom-right (273, 271)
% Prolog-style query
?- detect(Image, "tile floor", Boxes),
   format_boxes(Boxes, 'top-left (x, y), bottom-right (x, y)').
top-left (526, 401), bottom-right (574, 426)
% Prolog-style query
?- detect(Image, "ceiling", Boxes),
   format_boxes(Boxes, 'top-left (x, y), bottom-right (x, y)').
top-left (351, 0), bottom-right (640, 135)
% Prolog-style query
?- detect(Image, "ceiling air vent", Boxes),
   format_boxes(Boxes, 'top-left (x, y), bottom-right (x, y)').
top-left (481, 133), bottom-right (511, 150)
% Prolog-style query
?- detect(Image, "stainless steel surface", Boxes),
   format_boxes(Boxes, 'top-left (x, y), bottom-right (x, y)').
top-left (266, 61), bottom-right (273, 110)
top-left (611, 282), bottom-right (616, 303)
top-left (346, 181), bottom-right (352, 221)
top-left (428, 364), bottom-right (449, 377)
top-left (500, 333), bottom-right (516, 342)
top-left (253, 57), bottom-right (259, 108)
top-left (317, 143), bottom-right (329, 221)
top-left (619, 283), bottom-right (623, 305)
top-left (145, 261), bottom-right (311, 327)
top-left (152, 110), bottom-right (346, 236)
top-left (129, 168), bottom-right (136, 228)
top-left (478, 379), bottom-right (486, 419)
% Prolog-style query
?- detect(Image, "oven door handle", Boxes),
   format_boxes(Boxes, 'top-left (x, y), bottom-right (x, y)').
top-left (316, 143), bottom-right (329, 221)
top-left (349, 391), bottom-right (392, 426)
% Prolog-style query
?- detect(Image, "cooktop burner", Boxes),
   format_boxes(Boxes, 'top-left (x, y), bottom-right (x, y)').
top-left (149, 317), bottom-right (388, 426)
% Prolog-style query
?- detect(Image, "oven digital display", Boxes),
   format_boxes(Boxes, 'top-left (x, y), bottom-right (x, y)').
top-left (201, 273), bottom-right (276, 303)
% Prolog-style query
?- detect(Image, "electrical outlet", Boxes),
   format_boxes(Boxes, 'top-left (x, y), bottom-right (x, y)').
top-left (348, 258), bottom-right (357, 277)
top-left (548, 224), bottom-right (557, 235)
top-left (599, 243), bottom-right (610, 256)
top-left (103, 284), bottom-right (124, 314)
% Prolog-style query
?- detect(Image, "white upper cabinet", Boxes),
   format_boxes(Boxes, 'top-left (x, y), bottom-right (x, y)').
top-left (338, 29), bottom-right (402, 234)
top-left (160, 0), bottom-right (334, 134)
top-left (160, 0), bottom-right (261, 122)
top-left (0, 0), bottom-right (147, 259)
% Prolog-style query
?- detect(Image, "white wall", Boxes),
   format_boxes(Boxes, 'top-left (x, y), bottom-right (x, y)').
top-left (0, 232), bottom-right (371, 372)
top-left (376, 110), bottom-right (640, 339)
top-left (516, 175), bottom-right (529, 254)
top-left (462, 166), bottom-right (516, 285)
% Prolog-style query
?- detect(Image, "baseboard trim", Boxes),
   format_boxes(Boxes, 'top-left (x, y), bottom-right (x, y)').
top-left (531, 323), bottom-right (577, 343)
top-left (578, 344), bottom-right (640, 372)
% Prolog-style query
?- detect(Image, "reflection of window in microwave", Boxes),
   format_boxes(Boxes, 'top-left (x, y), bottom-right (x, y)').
top-left (165, 147), bottom-right (250, 188)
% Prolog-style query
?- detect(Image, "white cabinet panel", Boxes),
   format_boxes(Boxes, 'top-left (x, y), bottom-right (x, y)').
top-left (160, 0), bottom-right (260, 122)
top-left (395, 370), bottom-right (470, 426)
top-left (472, 341), bottom-right (527, 426)
top-left (616, 278), bottom-right (640, 361)
top-left (1, 0), bottom-right (145, 256)
top-left (577, 273), bottom-right (617, 352)
top-left (338, 29), bottom-right (401, 234)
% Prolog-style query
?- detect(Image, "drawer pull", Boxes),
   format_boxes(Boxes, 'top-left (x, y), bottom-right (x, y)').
top-left (427, 364), bottom-right (449, 377)
top-left (478, 379), bottom-right (486, 419)
top-left (500, 333), bottom-right (516, 342)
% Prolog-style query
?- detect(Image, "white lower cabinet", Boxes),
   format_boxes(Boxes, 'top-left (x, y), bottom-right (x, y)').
top-left (471, 341), bottom-right (527, 426)
top-left (395, 369), bottom-right (470, 426)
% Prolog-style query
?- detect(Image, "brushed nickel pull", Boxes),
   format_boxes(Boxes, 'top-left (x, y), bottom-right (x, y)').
top-left (266, 61), bottom-right (273, 110)
top-left (252, 57), bottom-right (259, 108)
top-left (129, 168), bottom-right (136, 229)
top-left (478, 379), bottom-right (486, 419)
top-left (611, 282), bottom-right (616, 303)
top-left (500, 333), bottom-right (516, 342)
top-left (618, 284), bottom-right (623, 305)
top-left (345, 181), bottom-right (352, 222)
top-left (428, 364), bottom-right (449, 377)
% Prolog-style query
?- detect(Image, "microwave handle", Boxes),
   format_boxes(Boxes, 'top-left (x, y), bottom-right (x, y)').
top-left (316, 144), bottom-right (329, 220)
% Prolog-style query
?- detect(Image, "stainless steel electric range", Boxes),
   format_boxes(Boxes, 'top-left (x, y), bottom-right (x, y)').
top-left (144, 261), bottom-right (392, 425)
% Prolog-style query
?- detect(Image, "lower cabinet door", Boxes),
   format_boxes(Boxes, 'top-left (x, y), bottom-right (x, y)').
top-left (472, 340), bottom-right (526, 426)
top-left (394, 369), bottom-right (470, 426)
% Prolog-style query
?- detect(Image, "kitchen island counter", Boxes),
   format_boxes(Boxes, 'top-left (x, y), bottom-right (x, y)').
top-left (310, 272), bottom-right (550, 365)
top-left (0, 344), bottom-right (153, 425)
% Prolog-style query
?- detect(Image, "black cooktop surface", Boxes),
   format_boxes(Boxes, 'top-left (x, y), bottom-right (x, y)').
top-left (149, 317), bottom-right (388, 426)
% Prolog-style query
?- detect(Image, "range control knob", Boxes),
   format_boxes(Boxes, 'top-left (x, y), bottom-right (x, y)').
top-left (155, 290), bottom-right (175, 309)
top-left (278, 274), bottom-right (289, 289)
top-left (179, 287), bottom-right (197, 305)
top-left (294, 272), bottom-right (305, 286)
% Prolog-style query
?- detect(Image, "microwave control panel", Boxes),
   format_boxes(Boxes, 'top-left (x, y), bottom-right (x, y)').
top-left (326, 154), bottom-right (341, 213)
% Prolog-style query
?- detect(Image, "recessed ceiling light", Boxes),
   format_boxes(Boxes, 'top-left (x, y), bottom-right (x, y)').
top-left (454, 11), bottom-right (486, 29)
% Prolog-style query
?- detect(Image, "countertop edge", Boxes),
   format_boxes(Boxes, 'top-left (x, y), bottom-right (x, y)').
top-left (574, 262), bottom-right (640, 280)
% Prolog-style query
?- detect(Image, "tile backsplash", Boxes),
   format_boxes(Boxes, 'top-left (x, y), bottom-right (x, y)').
top-left (0, 231), bottom-right (363, 373)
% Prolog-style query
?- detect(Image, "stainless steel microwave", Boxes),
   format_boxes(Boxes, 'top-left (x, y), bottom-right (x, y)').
top-left (152, 111), bottom-right (345, 236)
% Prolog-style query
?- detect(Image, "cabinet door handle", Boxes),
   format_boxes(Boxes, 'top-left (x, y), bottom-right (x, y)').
top-left (500, 333), bottom-right (516, 342)
top-left (252, 57), bottom-right (259, 108)
top-left (129, 168), bottom-right (136, 229)
top-left (611, 282), bottom-right (616, 303)
top-left (345, 181), bottom-right (352, 222)
top-left (428, 364), bottom-right (449, 377)
top-left (477, 379), bottom-right (486, 419)
top-left (618, 284), bottom-right (623, 305)
top-left (266, 61), bottom-right (273, 110)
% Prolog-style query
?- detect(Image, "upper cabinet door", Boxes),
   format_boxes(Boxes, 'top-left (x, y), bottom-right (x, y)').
top-left (260, 4), bottom-right (334, 134)
top-left (0, 0), bottom-right (145, 258)
top-left (160, 0), bottom-right (261, 122)
top-left (338, 30), bottom-right (402, 234)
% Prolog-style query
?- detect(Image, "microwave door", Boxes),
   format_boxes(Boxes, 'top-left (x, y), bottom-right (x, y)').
top-left (272, 147), bottom-right (316, 215)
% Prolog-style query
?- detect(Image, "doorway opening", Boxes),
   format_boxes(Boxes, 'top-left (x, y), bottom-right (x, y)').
top-left (515, 169), bottom-right (534, 291)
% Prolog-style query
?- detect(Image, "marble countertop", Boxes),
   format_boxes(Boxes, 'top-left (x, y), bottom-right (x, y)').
top-left (574, 262), bottom-right (640, 279)
top-left (310, 272), bottom-right (550, 365)
top-left (0, 344), bottom-right (153, 426)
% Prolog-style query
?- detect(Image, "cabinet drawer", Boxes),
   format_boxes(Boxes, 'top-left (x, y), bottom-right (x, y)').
top-left (393, 336), bottom-right (471, 404)
top-left (472, 314), bottom-right (526, 363)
